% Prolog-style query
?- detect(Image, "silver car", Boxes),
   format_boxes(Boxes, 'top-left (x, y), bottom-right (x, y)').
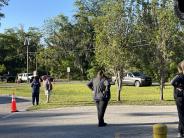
top-left (122, 72), bottom-right (152, 87)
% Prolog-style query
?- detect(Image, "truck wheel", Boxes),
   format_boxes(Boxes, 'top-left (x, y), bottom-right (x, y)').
top-left (135, 81), bottom-right (141, 87)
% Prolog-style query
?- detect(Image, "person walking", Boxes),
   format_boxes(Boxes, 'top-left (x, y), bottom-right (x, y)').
top-left (171, 61), bottom-right (184, 138)
top-left (31, 76), bottom-right (41, 105)
top-left (87, 70), bottom-right (111, 127)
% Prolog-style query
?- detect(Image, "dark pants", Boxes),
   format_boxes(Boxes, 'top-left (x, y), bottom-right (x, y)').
top-left (175, 96), bottom-right (184, 134)
top-left (95, 100), bottom-right (108, 125)
top-left (32, 92), bottom-right (39, 105)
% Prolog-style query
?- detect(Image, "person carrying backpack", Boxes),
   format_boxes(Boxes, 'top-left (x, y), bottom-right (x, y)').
top-left (44, 76), bottom-right (53, 103)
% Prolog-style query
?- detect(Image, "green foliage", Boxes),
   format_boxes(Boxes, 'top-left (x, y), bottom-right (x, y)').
top-left (42, 7), bottom-right (95, 79)
top-left (1, 0), bottom-right (184, 85)
top-left (0, 27), bottom-right (43, 75)
top-left (86, 64), bottom-right (102, 79)
top-left (0, 64), bottom-right (6, 74)
top-left (86, 67), bottom-right (96, 79)
top-left (94, 0), bottom-right (131, 72)
top-left (0, 0), bottom-right (9, 20)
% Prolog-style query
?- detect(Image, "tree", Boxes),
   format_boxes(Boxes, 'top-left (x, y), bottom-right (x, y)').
top-left (0, 64), bottom-right (6, 74)
top-left (42, 7), bottom-right (96, 79)
top-left (0, 27), bottom-right (43, 75)
top-left (0, 29), bottom-right (23, 75)
top-left (72, 0), bottom-right (96, 79)
top-left (42, 15), bottom-right (77, 78)
top-left (0, 0), bottom-right (9, 21)
top-left (132, 0), bottom-right (182, 100)
top-left (149, 0), bottom-right (181, 100)
top-left (94, 0), bottom-right (134, 101)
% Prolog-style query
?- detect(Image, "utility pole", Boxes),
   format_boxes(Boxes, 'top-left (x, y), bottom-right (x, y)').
top-left (24, 37), bottom-right (30, 83)
top-left (36, 53), bottom-right (37, 73)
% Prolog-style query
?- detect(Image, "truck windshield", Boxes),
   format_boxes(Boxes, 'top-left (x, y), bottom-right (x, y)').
top-left (132, 72), bottom-right (144, 77)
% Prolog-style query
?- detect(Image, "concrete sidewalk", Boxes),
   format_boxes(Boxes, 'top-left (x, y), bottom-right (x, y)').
top-left (0, 105), bottom-right (179, 138)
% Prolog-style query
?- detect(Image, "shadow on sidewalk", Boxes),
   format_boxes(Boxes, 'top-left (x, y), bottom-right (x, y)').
top-left (0, 121), bottom-right (178, 138)
top-left (0, 96), bottom-right (30, 104)
top-left (124, 112), bottom-right (177, 117)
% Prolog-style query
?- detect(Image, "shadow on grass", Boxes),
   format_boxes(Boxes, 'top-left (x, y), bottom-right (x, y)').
top-left (165, 99), bottom-right (175, 101)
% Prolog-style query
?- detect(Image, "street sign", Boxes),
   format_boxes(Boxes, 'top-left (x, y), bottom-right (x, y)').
top-left (67, 67), bottom-right (70, 73)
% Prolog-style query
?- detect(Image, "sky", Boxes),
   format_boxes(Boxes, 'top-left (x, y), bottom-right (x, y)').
top-left (0, 0), bottom-right (76, 33)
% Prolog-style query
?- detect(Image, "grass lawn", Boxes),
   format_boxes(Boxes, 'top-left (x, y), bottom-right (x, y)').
top-left (0, 82), bottom-right (175, 110)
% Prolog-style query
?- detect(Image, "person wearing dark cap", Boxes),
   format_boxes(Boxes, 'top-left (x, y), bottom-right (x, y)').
top-left (87, 70), bottom-right (111, 127)
top-left (31, 76), bottom-right (41, 105)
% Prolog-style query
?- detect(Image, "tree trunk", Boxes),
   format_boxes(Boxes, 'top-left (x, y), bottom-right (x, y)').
top-left (160, 77), bottom-right (164, 100)
top-left (116, 71), bottom-right (123, 101)
top-left (80, 67), bottom-right (84, 80)
top-left (160, 65), bottom-right (165, 101)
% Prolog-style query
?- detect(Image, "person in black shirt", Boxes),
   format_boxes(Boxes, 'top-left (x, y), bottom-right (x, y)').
top-left (87, 70), bottom-right (111, 127)
top-left (171, 61), bottom-right (184, 137)
top-left (31, 76), bottom-right (41, 105)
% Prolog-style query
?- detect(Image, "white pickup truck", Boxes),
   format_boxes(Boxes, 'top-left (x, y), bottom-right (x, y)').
top-left (17, 73), bottom-right (33, 82)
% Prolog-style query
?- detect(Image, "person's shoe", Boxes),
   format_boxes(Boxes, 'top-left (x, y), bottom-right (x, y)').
top-left (98, 122), bottom-right (107, 127)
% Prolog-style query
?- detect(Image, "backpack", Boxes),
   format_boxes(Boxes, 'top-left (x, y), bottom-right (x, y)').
top-left (50, 83), bottom-right (53, 90)
top-left (46, 80), bottom-right (52, 90)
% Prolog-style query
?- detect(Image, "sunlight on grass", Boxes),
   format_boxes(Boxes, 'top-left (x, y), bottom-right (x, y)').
top-left (0, 82), bottom-right (175, 110)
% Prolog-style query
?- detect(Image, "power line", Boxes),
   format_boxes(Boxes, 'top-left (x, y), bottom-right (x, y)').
top-left (4, 41), bottom-right (151, 60)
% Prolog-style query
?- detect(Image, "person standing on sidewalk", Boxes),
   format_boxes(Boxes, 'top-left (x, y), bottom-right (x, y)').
top-left (171, 61), bottom-right (184, 138)
top-left (31, 76), bottom-right (41, 105)
top-left (87, 70), bottom-right (111, 127)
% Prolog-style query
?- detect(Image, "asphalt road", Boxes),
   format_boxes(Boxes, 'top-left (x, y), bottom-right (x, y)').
top-left (0, 103), bottom-right (179, 138)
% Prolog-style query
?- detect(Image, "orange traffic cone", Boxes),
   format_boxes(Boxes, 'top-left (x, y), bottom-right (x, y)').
top-left (11, 93), bottom-right (18, 112)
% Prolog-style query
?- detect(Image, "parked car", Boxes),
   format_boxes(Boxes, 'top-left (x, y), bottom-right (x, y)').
top-left (17, 73), bottom-right (34, 82)
top-left (0, 74), bottom-right (16, 82)
top-left (122, 72), bottom-right (152, 87)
